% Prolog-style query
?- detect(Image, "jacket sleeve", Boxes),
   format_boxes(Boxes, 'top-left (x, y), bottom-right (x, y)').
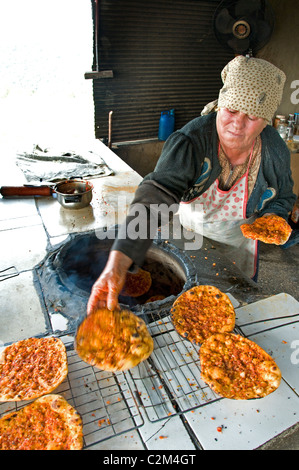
top-left (258, 128), bottom-right (297, 220)
top-left (111, 131), bottom-right (202, 266)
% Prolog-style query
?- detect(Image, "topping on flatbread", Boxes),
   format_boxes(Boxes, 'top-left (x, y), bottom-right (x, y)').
top-left (240, 214), bottom-right (292, 245)
top-left (171, 285), bottom-right (235, 345)
top-left (200, 333), bottom-right (281, 399)
top-left (0, 337), bottom-right (68, 401)
top-left (0, 394), bottom-right (83, 450)
top-left (75, 308), bottom-right (154, 371)
top-left (121, 268), bottom-right (152, 297)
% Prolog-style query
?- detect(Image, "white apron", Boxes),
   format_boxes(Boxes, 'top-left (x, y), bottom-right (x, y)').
top-left (179, 144), bottom-right (258, 279)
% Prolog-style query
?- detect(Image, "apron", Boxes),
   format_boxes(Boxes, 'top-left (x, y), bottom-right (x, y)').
top-left (179, 143), bottom-right (258, 279)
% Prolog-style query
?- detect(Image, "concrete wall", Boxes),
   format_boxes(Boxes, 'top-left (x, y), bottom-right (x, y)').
top-left (0, 0), bottom-right (94, 154)
top-left (113, 140), bottom-right (164, 177)
top-left (257, 0), bottom-right (299, 118)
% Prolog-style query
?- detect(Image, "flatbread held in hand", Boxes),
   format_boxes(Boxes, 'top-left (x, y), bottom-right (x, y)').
top-left (240, 214), bottom-right (292, 245)
top-left (75, 308), bottom-right (154, 371)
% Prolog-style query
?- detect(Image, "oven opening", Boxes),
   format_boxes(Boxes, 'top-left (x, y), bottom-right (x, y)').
top-left (35, 229), bottom-right (196, 331)
top-left (53, 232), bottom-right (188, 307)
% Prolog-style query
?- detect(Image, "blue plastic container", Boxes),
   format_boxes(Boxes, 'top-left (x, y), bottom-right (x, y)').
top-left (158, 109), bottom-right (175, 141)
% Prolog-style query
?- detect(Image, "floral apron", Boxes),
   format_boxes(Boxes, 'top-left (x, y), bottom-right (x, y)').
top-left (179, 143), bottom-right (258, 279)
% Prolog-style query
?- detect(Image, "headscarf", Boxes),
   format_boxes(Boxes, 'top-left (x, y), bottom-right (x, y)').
top-left (217, 55), bottom-right (286, 123)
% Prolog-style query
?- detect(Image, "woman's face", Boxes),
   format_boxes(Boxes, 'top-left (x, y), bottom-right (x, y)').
top-left (216, 108), bottom-right (267, 152)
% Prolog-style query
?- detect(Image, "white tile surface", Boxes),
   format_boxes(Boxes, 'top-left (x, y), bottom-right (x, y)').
top-left (0, 271), bottom-right (47, 343)
top-left (235, 293), bottom-right (299, 333)
top-left (236, 294), bottom-right (299, 393)
top-left (86, 430), bottom-right (145, 450)
top-left (0, 198), bottom-right (39, 222)
top-left (250, 324), bottom-right (299, 395)
top-left (0, 214), bottom-right (42, 231)
top-left (36, 171), bottom-right (140, 237)
top-left (0, 224), bottom-right (48, 272)
top-left (137, 412), bottom-right (196, 450)
top-left (185, 381), bottom-right (299, 450)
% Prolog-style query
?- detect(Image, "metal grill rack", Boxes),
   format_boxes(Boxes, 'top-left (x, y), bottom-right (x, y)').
top-left (126, 310), bottom-right (299, 423)
top-left (126, 314), bottom-right (223, 422)
top-left (0, 335), bottom-right (144, 450)
top-left (0, 266), bottom-right (19, 282)
top-left (61, 340), bottom-right (144, 448)
top-left (1, 309), bottom-right (298, 447)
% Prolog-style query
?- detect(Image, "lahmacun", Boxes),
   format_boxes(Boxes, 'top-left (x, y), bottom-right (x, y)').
top-left (171, 285), bottom-right (235, 345)
top-left (145, 295), bottom-right (166, 303)
top-left (121, 268), bottom-right (152, 297)
top-left (0, 394), bottom-right (83, 450)
top-left (240, 214), bottom-right (292, 245)
top-left (75, 308), bottom-right (154, 371)
top-left (0, 337), bottom-right (68, 401)
top-left (200, 333), bottom-right (281, 400)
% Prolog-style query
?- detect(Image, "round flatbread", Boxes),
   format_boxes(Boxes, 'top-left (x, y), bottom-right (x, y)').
top-left (145, 295), bottom-right (166, 303)
top-left (75, 308), bottom-right (154, 371)
top-left (0, 394), bottom-right (83, 450)
top-left (200, 333), bottom-right (282, 399)
top-left (121, 268), bottom-right (152, 297)
top-left (171, 285), bottom-right (235, 345)
top-left (0, 337), bottom-right (68, 401)
top-left (240, 214), bottom-right (292, 245)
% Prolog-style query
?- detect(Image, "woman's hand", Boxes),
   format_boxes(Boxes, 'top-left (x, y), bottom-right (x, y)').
top-left (87, 250), bottom-right (133, 314)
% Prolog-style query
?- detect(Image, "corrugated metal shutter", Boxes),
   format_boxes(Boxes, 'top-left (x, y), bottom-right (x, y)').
top-left (92, 0), bottom-right (233, 142)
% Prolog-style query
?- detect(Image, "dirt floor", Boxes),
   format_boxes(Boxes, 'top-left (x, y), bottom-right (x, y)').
top-left (258, 240), bottom-right (299, 301)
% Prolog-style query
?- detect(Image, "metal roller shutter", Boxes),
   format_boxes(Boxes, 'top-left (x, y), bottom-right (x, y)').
top-left (91, 0), bottom-right (233, 142)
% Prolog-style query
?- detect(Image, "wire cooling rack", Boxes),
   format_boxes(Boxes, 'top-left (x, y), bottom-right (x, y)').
top-left (125, 314), bottom-right (225, 423)
top-left (0, 335), bottom-right (144, 449)
top-left (2, 309), bottom-right (298, 446)
top-left (126, 308), bottom-right (299, 424)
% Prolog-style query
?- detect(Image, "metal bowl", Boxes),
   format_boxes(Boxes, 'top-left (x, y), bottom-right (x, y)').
top-left (54, 179), bottom-right (93, 210)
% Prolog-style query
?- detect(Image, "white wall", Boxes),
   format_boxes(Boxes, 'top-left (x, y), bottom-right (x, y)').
top-left (0, 0), bottom-right (95, 154)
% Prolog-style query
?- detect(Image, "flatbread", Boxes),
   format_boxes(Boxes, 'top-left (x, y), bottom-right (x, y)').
top-left (121, 268), bottom-right (152, 297)
top-left (0, 394), bottom-right (83, 450)
top-left (171, 285), bottom-right (235, 345)
top-left (240, 214), bottom-right (292, 245)
top-left (75, 308), bottom-right (154, 371)
top-left (145, 295), bottom-right (166, 303)
top-left (200, 333), bottom-right (281, 399)
top-left (0, 337), bottom-right (68, 401)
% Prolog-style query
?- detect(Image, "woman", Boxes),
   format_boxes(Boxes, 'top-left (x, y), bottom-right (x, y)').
top-left (87, 55), bottom-right (296, 314)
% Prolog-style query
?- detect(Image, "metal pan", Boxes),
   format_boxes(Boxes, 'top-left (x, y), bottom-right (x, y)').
top-left (0, 178), bottom-right (93, 210)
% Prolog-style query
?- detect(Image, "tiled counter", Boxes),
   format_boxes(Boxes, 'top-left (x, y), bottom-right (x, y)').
top-left (0, 140), bottom-right (298, 450)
